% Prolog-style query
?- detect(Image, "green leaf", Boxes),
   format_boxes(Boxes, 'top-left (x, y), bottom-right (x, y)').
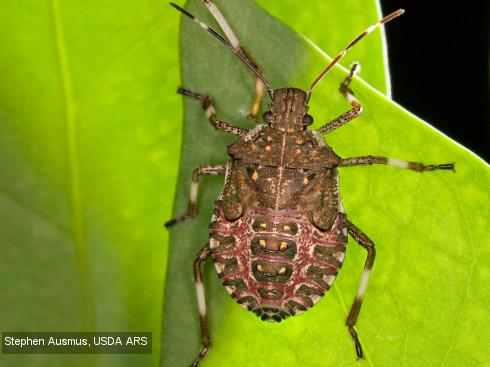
top-left (0, 1), bottom-right (185, 366)
top-left (162, 1), bottom-right (490, 367)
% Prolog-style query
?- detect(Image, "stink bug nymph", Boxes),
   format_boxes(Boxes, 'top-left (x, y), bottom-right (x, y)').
top-left (165, 2), bottom-right (455, 366)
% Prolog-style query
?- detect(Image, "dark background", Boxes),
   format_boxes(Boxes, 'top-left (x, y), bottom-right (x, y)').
top-left (380, 2), bottom-right (489, 162)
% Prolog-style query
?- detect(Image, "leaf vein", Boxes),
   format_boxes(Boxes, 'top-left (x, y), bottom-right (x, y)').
top-left (0, 188), bottom-right (70, 235)
top-left (51, 0), bottom-right (95, 329)
top-left (438, 184), bottom-right (476, 366)
top-left (75, 10), bottom-right (167, 105)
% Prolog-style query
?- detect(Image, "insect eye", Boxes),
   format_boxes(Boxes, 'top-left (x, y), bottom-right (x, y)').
top-left (245, 164), bottom-right (256, 176)
top-left (263, 111), bottom-right (273, 122)
top-left (302, 114), bottom-right (313, 125)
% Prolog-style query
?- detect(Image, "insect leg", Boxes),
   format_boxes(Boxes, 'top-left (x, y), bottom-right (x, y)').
top-left (345, 219), bottom-right (376, 359)
top-left (317, 63), bottom-right (362, 135)
top-left (192, 242), bottom-right (212, 367)
top-left (249, 78), bottom-right (266, 120)
top-left (339, 155), bottom-right (455, 172)
top-left (178, 88), bottom-right (248, 136)
top-left (165, 165), bottom-right (226, 228)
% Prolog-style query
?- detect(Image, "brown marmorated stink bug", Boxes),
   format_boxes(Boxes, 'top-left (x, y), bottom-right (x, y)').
top-left (165, 1), bottom-right (455, 366)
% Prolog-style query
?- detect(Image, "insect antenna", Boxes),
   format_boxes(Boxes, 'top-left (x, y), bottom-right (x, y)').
top-left (170, 2), bottom-right (274, 98)
top-left (307, 9), bottom-right (404, 99)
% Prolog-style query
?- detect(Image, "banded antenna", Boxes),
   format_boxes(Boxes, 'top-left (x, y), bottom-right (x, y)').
top-left (307, 9), bottom-right (405, 99)
top-left (170, 2), bottom-right (274, 98)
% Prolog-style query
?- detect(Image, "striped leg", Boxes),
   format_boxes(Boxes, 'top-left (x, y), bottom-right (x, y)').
top-left (339, 155), bottom-right (455, 172)
top-left (165, 165), bottom-right (226, 228)
top-left (345, 219), bottom-right (376, 359)
top-left (178, 88), bottom-right (248, 136)
top-left (318, 63), bottom-right (362, 134)
top-left (192, 243), bottom-right (212, 367)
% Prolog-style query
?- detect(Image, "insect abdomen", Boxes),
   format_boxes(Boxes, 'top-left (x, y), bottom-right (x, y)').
top-left (209, 202), bottom-right (347, 322)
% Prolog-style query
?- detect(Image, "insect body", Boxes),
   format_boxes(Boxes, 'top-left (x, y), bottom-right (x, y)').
top-left (210, 99), bottom-right (347, 320)
top-left (166, 2), bottom-right (455, 366)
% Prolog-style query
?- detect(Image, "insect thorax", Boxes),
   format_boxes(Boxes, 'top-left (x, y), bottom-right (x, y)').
top-left (224, 125), bottom-right (341, 230)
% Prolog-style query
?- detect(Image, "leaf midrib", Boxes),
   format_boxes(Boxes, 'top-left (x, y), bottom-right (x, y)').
top-left (51, 0), bottom-right (95, 330)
